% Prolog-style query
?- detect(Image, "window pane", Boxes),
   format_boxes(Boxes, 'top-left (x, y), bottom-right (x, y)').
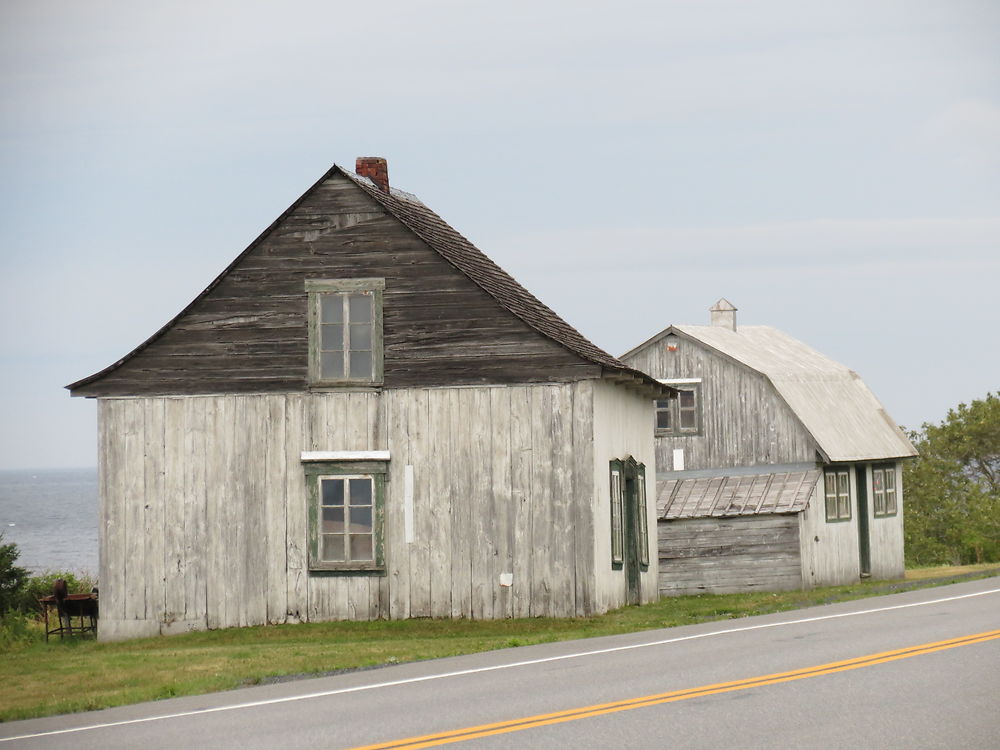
top-left (680, 410), bottom-right (696, 429)
top-left (322, 534), bottom-right (345, 561)
top-left (679, 390), bottom-right (695, 408)
top-left (349, 294), bottom-right (373, 323)
top-left (349, 478), bottom-right (372, 505)
top-left (350, 323), bottom-right (373, 350)
top-left (321, 351), bottom-right (344, 378)
top-left (350, 350), bottom-right (373, 378)
top-left (322, 506), bottom-right (344, 532)
top-left (321, 294), bottom-right (344, 323)
top-left (349, 505), bottom-right (372, 532)
top-left (350, 534), bottom-right (374, 561)
top-left (321, 479), bottom-right (344, 506)
top-left (656, 410), bottom-right (672, 429)
top-left (320, 324), bottom-right (344, 351)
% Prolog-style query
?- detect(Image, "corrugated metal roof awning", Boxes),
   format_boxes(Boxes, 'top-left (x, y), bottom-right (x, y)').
top-left (658, 469), bottom-right (821, 520)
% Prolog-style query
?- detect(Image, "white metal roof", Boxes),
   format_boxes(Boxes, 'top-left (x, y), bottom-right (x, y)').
top-left (673, 324), bottom-right (917, 462)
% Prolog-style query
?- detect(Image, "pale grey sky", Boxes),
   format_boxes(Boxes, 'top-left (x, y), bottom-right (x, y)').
top-left (2, 1), bottom-right (998, 469)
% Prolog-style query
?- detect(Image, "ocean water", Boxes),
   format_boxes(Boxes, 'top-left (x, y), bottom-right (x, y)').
top-left (0, 467), bottom-right (98, 575)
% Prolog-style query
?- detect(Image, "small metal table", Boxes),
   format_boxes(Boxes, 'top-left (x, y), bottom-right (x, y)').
top-left (38, 593), bottom-right (99, 641)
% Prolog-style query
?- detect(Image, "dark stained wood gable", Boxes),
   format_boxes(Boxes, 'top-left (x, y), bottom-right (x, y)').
top-left (69, 171), bottom-right (602, 397)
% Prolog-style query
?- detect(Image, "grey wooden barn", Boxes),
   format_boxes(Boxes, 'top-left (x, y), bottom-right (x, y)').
top-left (620, 300), bottom-right (917, 596)
top-left (68, 158), bottom-right (670, 640)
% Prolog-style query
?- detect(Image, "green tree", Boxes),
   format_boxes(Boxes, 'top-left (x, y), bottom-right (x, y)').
top-left (0, 534), bottom-right (30, 612)
top-left (904, 392), bottom-right (1000, 565)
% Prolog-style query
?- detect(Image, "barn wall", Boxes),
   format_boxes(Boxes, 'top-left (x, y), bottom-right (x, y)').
top-left (591, 380), bottom-right (659, 611)
top-left (798, 473), bottom-right (862, 587)
top-left (97, 382), bottom-right (602, 640)
top-left (657, 515), bottom-right (802, 596)
top-left (866, 461), bottom-right (905, 580)
top-left (620, 335), bottom-right (816, 472)
top-left (76, 173), bottom-right (598, 398)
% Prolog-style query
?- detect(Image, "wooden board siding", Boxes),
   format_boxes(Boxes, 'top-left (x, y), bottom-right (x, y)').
top-left (657, 516), bottom-right (802, 596)
top-left (97, 382), bottom-right (600, 639)
top-left (797, 475), bottom-right (861, 588)
top-left (74, 174), bottom-right (599, 397)
top-left (590, 380), bottom-right (658, 610)
top-left (867, 462), bottom-right (905, 580)
top-left (621, 336), bottom-right (816, 472)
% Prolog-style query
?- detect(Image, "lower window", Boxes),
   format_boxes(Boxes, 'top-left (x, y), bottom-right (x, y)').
top-left (305, 460), bottom-right (386, 572)
top-left (824, 468), bottom-right (852, 522)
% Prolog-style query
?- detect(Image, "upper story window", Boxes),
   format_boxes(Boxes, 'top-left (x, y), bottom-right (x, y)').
top-left (306, 279), bottom-right (384, 385)
top-left (824, 467), bottom-right (852, 522)
top-left (872, 463), bottom-right (898, 517)
top-left (654, 379), bottom-right (702, 437)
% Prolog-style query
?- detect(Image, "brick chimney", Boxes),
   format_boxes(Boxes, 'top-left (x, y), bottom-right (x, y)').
top-left (355, 157), bottom-right (389, 192)
top-left (710, 298), bottom-right (737, 331)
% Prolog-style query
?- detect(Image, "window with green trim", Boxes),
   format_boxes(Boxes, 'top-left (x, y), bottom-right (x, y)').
top-left (609, 460), bottom-right (624, 567)
top-left (306, 278), bottom-right (384, 385)
top-left (872, 463), bottom-right (898, 517)
top-left (636, 463), bottom-right (649, 567)
top-left (824, 468), bottom-right (851, 522)
top-left (304, 460), bottom-right (386, 572)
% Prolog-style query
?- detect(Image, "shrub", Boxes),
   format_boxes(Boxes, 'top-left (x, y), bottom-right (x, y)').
top-left (17, 571), bottom-right (98, 613)
top-left (0, 534), bottom-right (30, 613)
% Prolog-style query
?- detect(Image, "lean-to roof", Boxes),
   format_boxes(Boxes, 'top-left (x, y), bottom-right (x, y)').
top-left (660, 325), bottom-right (916, 462)
top-left (658, 469), bottom-right (820, 519)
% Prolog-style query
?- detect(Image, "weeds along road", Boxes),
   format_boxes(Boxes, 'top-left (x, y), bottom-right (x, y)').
top-left (2, 577), bottom-right (998, 750)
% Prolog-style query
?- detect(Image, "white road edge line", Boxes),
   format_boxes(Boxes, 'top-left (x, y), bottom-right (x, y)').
top-left (4, 586), bottom-right (998, 743)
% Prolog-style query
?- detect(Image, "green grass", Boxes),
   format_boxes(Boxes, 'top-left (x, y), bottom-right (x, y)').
top-left (2, 564), bottom-right (996, 723)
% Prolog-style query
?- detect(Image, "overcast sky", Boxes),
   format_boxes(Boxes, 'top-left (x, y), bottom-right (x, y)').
top-left (1, 1), bottom-right (998, 470)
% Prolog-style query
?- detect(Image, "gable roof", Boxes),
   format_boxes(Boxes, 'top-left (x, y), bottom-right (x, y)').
top-left (628, 323), bottom-right (917, 462)
top-left (658, 469), bottom-right (820, 519)
top-left (68, 164), bottom-right (667, 395)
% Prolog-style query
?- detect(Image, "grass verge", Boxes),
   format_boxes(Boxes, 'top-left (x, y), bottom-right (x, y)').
top-left (2, 564), bottom-right (997, 723)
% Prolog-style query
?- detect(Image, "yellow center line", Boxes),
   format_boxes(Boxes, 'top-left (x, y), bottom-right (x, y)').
top-left (346, 628), bottom-right (1000, 750)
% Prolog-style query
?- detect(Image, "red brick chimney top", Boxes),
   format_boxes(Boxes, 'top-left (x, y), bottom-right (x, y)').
top-left (355, 157), bottom-right (389, 192)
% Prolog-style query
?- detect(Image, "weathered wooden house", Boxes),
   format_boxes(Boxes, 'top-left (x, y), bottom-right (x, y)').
top-left (68, 158), bottom-right (671, 640)
top-left (620, 300), bottom-right (917, 596)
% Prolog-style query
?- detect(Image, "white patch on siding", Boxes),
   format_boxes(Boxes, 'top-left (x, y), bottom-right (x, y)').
top-left (300, 451), bottom-right (390, 462)
top-left (499, 572), bottom-right (513, 587)
top-left (672, 449), bottom-right (685, 471)
top-left (404, 464), bottom-right (415, 544)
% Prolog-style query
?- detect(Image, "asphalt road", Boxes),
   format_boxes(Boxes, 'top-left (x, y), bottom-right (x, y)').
top-left (3, 578), bottom-right (998, 750)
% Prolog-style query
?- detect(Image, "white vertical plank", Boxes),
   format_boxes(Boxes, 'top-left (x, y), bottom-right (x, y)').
top-left (264, 395), bottom-right (288, 624)
top-left (449, 389), bottom-right (473, 618)
top-left (469, 387), bottom-right (493, 620)
top-left (489, 387), bottom-right (514, 619)
top-left (387, 391), bottom-right (410, 619)
top-left (529, 387), bottom-right (554, 617)
top-left (243, 396), bottom-right (267, 626)
top-left (510, 387), bottom-right (534, 618)
top-left (123, 399), bottom-right (146, 622)
top-left (163, 398), bottom-right (187, 623)
top-left (100, 399), bottom-right (126, 624)
top-left (284, 393), bottom-right (307, 622)
top-left (183, 397), bottom-right (208, 626)
top-left (550, 384), bottom-right (574, 617)
top-left (571, 381), bottom-right (595, 616)
top-left (427, 388), bottom-right (452, 616)
top-left (407, 388), bottom-right (432, 617)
